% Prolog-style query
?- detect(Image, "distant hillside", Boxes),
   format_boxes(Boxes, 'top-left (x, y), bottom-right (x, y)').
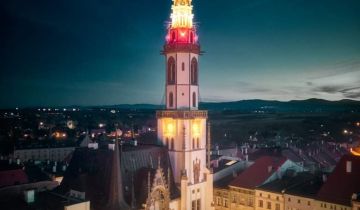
top-left (3, 99), bottom-right (359, 112)
top-left (199, 99), bottom-right (360, 112)
top-left (106, 99), bottom-right (360, 112)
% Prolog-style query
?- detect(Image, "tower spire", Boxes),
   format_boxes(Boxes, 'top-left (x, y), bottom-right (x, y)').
top-left (107, 138), bottom-right (130, 210)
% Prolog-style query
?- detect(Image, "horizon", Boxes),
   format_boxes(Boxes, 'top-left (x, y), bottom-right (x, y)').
top-left (1, 0), bottom-right (360, 107)
top-left (1, 97), bottom-right (359, 109)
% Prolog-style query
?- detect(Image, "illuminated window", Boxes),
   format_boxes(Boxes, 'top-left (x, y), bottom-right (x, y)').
top-left (192, 92), bottom-right (197, 107)
top-left (191, 58), bottom-right (198, 85)
top-left (169, 92), bottom-right (174, 107)
top-left (167, 57), bottom-right (176, 84)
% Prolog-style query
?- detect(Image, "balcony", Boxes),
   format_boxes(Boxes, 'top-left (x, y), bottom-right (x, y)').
top-left (156, 110), bottom-right (208, 119)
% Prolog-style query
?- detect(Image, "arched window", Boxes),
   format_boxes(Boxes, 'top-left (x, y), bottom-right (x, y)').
top-left (171, 138), bottom-right (174, 150)
top-left (190, 32), bottom-right (194, 43)
top-left (192, 138), bottom-right (195, 149)
top-left (165, 138), bottom-right (169, 147)
top-left (169, 92), bottom-right (174, 108)
top-left (167, 57), bottom-right (176, 84)
top-left (192, 92), bottom-right (197, 107)
top-left (197, 138), bottom-right (200, 149)
top-left (191, 58), bottom-right (198, 85)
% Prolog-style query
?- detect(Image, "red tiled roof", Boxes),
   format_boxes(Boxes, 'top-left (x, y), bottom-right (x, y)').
top-left (0, 169), bottom-right (28, 187)
top-left (317, 154), bottom-right (360, 206)
top-left (229, 156), bottom-right (287, 189)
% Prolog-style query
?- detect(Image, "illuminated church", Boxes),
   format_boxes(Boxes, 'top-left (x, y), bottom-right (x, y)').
top-left (55, 1), bottom-right (214, 210)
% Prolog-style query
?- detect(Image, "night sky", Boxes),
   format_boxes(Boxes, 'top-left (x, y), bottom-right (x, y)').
top-left (1, 0), bottom-right (360, 108)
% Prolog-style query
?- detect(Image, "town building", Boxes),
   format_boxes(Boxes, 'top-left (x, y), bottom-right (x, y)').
top-left (214, 156), bottom-right (304, 210)
top-left (316, 153), bottom-right (360, 210)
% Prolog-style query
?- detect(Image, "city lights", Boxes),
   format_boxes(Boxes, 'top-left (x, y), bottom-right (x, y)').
top-left (350, 148), bottom-right (360, 156)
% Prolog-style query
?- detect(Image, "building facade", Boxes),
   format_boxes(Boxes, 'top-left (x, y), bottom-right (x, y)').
top-left (156, 0), bottom-right (214, 210)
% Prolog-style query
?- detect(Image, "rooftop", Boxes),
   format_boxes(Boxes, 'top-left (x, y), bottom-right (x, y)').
top-left (229, 156), bottom-right (287, 189)
top-left (317, 154), bottom-right (360, 206)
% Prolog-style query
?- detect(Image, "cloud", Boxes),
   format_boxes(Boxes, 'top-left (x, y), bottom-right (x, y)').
top-left (313, 85), bottom-right (346, 94)
top-left (340, 87), bottom-right (360, 99)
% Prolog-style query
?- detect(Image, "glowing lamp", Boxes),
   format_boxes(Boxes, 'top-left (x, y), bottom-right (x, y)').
top-left (166, 123), bottom-right (174, 136)
top-left (350, 147), bottom-right (360, 156)
top-left (180, 31), bottom-right (186, 37)
top-left (192, 123), bottom-right (200, 137)
top-left (356, 122), bottom-right (360, 127)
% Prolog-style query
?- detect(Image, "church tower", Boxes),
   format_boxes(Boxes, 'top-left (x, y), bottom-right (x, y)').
top-left (157, 1), bottom-right (214, 209)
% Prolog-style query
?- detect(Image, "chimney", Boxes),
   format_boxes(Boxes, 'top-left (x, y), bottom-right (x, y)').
top-left (346, 161), bottom-right (352, 173)
top-left (322, 174), bottom-right (327, 182)
top-left (24, 189), bottom-right (35, 204)
top-left (108, 144), bottom-right (115, 151)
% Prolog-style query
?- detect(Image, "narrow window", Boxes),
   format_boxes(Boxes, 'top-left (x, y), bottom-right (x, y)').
top-left (191, 58), bottom-right (198, 85)
top-left (172, 31), bottom-right (176, 41)
top-left (275, 203), bottom-right (280, 210)
top-left (192, 92), bottom-right (197, 107)
top-left (167, 57), bottom-right (176, 84)
top-left (169, 92), bottom-right (174, 107)
top-left (267, 202), bottom-right (271, 210)
top-left (171, 138), bottom-right (174, 150)
top-left (259, 200), bottom-right (263, 208)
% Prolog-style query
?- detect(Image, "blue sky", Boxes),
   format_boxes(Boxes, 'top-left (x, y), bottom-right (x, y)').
top-left (1, 0), bottom-right (359, 107)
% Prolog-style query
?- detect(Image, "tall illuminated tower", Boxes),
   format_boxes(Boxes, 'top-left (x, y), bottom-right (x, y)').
top-left (157, 1), bottom-right (214, 210)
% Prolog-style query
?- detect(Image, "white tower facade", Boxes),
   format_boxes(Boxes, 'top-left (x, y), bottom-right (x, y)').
top-left (157, 1), bottom-right (214, 210)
